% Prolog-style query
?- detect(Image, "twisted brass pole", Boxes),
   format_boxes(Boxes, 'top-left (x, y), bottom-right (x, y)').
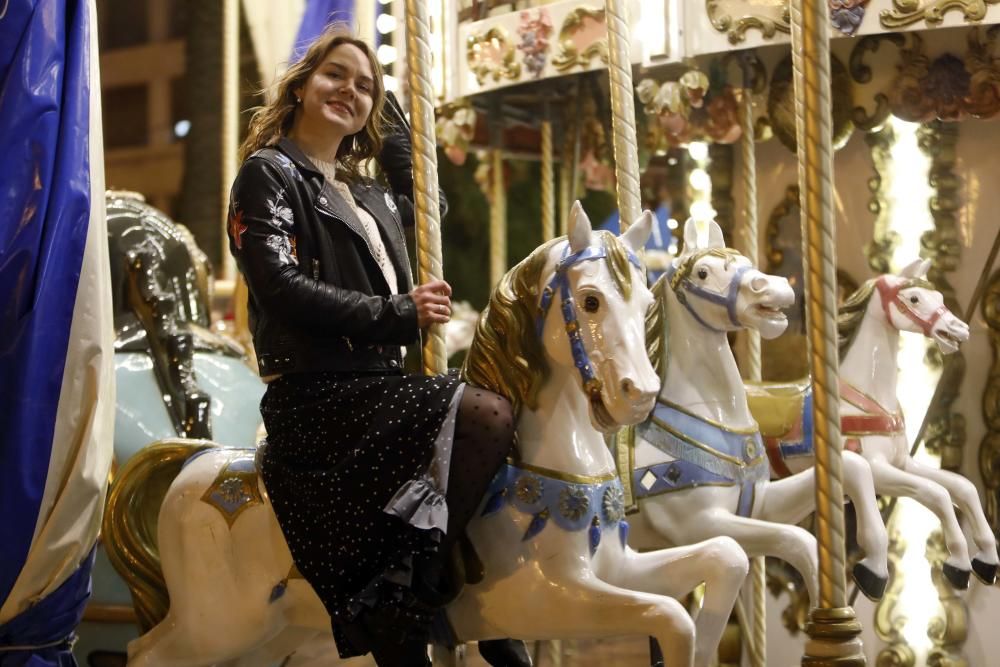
top-left (791, 0), bottom-right (864, 663)
top-left (490, 146), bottom-right (507, 286)
top-left (220, 0), bottom-right (238, 280)
top-left (739, 85), bottom-right (767, 667)
top-left (489, 101), bottom-right (507, 287)
top-left (559, 121), bottom-right (573, 235)
top-left (541, 113), bottom-right (555, 242)
top-left (604, 0), bottom-right (640, 230)
top-left (405, 0), bottom-right (447, 376)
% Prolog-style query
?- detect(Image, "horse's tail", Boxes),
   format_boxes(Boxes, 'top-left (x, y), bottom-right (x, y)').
top-left (102, 438), bottom-right (216, 633)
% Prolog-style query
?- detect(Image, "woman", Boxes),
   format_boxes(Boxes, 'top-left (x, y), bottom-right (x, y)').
top-left (228, 27), bottom-right (516, 666)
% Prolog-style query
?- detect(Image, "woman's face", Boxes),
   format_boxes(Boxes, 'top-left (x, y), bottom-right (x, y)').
top-left (295, 43), bottom-right (375, 141)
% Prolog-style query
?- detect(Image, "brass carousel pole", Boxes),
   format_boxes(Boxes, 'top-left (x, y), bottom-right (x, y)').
top-left (220, 0), bottom-right (238, 281)
top-left (604, 0), bottom-right (641, 228)
top-left (791, 0), bottom-right (865, 663)
top-left (541, 100), bottom-right (556, 242)
top-left (404, 0), bottom-right (448, 375)
top-left (738, 74), bottom-right (768, 667)
top-left (603, 0), bottom-right (646, 611)
top-left (489, 96), bottom-right (507, 288)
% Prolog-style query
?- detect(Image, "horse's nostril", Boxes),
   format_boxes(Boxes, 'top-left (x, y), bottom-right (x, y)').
top-left (621, 378), bottom-right (635, 395)
top-left (750, 275), bottom-right (768, 292)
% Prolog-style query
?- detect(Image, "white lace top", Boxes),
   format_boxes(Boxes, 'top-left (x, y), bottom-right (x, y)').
top-left (307, 155), bottom-right (398, 295)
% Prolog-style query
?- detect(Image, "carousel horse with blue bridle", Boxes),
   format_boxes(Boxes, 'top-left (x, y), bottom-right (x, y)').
top-left (105, 203), bottom-right (750, 667)
top-left (625, 219), bottom-right (890, 609)
top-left (759, 259), bottom-right (997, 590)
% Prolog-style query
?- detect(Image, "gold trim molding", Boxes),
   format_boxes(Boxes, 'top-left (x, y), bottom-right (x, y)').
top-left (706, 0), bottom-right (791, 45)
top-left (466, 27), bottom-right (521, 85)
top-left (874, 523), bottom-right (916, 667)
top-left (864, 124), bottom-right (899, 274)
top-left (880, 0), bottom-right (1000, 29)
top-left (552, 7), bottom-right (608, 72)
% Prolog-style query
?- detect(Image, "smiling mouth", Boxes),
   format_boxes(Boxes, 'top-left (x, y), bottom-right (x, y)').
top-left (938, 330), bottom-right (962, 345)
top-left (753, 304), bottom-right (788, 321)
top-left (327, 101), bottom-right (353, 116)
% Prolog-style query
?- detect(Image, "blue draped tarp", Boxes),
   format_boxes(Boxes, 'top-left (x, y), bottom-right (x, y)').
top-left (0, 1), bottom-right (110, 664)
top-left (291, 0), bottom-right (356, 62)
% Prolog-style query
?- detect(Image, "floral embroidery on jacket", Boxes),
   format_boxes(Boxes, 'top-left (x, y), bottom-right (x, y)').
top-left (267, 191), bottom-right (294, 229)
top-left (228, 207), bottom-right (247, 249)
top-left (265, 234), bottom-right (298, 266)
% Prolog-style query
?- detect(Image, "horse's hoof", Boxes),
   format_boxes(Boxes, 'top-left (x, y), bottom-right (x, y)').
top-left (972, 558), bottom-right (998, 586)
top-left (852, 563), bottom-right (888, 601)
top-left (478, 639), bottom-right (532, 667)
top-left (942, 562), bottom-right (971, 590)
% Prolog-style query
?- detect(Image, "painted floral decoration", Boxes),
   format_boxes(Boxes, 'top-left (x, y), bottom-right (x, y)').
top-left (517, 9), bottom-right (554, 78)
top-left (436, 100), bottom-right (477, 166)
top-left (829, 0), bottom-right (869, 37)
top-left (559, 486), bottom-right (590, 522)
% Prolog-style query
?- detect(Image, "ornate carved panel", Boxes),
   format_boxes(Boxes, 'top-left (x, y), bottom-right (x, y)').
top-left (851, 29), bottom-right (1000, 129)
top-left (880, 0), bottom-right (1000, 29)
top-left (705, 0), bottom-right (791, 45)
top-left (981, 270), bottom-right (1000, 535)
top-left (917, 121), bottom-right (966, 471)
top-left (552, 7), bottom-right (608, 72)
top-left (466, 27), bottom-right (522, 85)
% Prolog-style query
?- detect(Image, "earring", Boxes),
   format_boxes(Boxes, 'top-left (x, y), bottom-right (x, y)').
top-left (295, 96), bottom-right (301, 104)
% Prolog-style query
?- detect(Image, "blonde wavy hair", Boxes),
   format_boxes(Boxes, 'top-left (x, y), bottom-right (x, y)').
top-left (238, 25), bottom-right (387, 181)
top-left (462, 231), bottom-right (638, 416)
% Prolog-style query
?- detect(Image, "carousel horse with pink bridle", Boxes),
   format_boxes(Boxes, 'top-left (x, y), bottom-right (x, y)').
top-left (105, 203), bottom-right (749, 667)
top-left (761, 259), bottom-right (997, 589)
top-left (626, 219), bottom-right (891, 609)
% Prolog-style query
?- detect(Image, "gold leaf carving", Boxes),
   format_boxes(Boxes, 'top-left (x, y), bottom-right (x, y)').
top-left (706, 0), bottom-right (791, 45)
top-left (466, 27), bottom-right (522, 85)
top-left (552, 7), bottom-right (608, 72)
top-left (880, 0), bottom-right (1000, 30)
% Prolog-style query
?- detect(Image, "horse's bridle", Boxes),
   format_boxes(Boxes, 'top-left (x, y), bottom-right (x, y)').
top-left (875, 276), bottom-right (947, 337)
top-left (536, 242), bottom-right (643, 398)
top-left (665, 250), bottom-right (750, 334)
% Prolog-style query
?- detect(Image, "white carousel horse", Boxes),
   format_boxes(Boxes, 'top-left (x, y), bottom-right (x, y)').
top-left (626, 219), bottom-right (890, 606)
top-left (106, 203), bottom-right (748, 667)
top-left (764, 260), bottom-right (995, 589)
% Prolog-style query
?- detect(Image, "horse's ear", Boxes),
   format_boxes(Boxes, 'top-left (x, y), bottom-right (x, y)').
top-left (568, 200), bottom-right (593, 253)
top-left (706, 220), bottom-right (726, 249)
top-left (622, 210), bottom-right (654, 253)
top-left (899, 258), bottom-right (929, 279)
top-left (682, 218), bottom-right (700, 253)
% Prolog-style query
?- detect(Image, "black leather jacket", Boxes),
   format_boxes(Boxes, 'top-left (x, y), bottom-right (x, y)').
top-left (228, 126), bottom-right (444, 377)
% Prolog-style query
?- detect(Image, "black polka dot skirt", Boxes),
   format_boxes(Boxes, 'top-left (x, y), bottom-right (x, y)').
top-left (259, 370), bottom-right (460, 657)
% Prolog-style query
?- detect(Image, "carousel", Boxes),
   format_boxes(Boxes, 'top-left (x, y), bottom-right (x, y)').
top-left (72, 0), bottom-right (1000, 665)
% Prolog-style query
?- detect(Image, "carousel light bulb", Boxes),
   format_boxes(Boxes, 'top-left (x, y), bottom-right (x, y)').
top-left (383, 74), bottom-right (399, 92)
top-left (687, 141), bottom-right (709, 162)
top-left (688, 168), bottom-right (711, 192)
top-left (689, 201), bottom-right (715, 221)
top-left (667, 218), bottom-right (679, 230)
top-left (377, 44), bottom-right (398, 65)
top-left (376, 13), bottom-right (397, 34)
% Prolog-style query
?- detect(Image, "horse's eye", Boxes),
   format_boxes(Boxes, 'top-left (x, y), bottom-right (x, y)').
top-left (910, 296), bottom-right (919, 304)
top-left (583, 295), bottom-right (600, 313)
top-left (697, 268), bottom-right (708, 280)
